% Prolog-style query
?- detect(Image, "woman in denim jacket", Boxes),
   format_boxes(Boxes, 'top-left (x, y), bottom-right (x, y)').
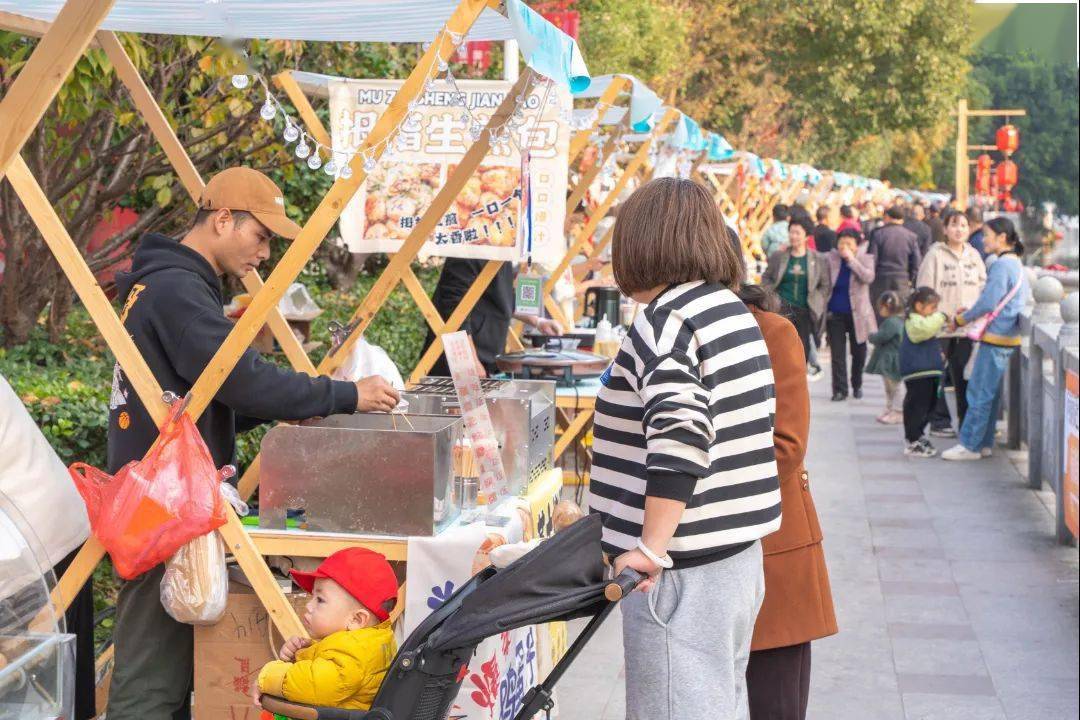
top-left (942, 217), bottom-right (1029, 461)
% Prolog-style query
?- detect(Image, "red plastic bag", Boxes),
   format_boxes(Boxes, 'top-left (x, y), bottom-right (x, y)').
top-left (70, 401), bottom-right (229, 579)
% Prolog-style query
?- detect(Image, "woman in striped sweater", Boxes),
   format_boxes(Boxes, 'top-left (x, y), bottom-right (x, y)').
top-left (591, 178), bottom-right (781, 719)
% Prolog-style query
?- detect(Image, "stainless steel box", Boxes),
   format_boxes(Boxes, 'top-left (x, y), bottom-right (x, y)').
top-left (401, 377), bottom-right (556, 491)
top-left (258, 413), bottom-right (462, 536)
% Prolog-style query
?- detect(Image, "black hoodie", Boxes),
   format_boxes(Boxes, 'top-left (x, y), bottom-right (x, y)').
top-left (107, 234), bottom-right (357, 473)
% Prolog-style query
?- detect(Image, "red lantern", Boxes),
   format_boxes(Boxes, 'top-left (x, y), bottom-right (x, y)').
top-left (995, 124), bottom-right (1020, 155)
top-left (995, 159), bottom-right (1018, 190)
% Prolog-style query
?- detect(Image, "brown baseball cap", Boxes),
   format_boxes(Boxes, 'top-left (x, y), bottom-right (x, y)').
top-left (198, 167), bottom-right (302, 240)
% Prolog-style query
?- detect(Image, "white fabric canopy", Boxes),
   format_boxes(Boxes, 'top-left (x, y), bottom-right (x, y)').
top-left (0, 0), bottom-right (516, 42)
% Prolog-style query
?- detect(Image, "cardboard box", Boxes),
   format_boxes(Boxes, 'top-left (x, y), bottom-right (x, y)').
top-left (193, 582), bottom-right (308, 720)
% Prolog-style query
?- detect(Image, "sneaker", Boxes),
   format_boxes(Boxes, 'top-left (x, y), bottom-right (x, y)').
top-left (832, 392), bottom-right (847, 402)
top-left (807, 367), bottom-right (824, 382)
top-left (930, 426), bottom-right (957, 438)
top-left (852, 387), bottom-right (863, 399)
top-left (942, 444), bottom-right (982, 461)
top-left (884, 411), bottom-right (904, 425)
top-left (981, 447), bottom-right (993, 458)
top-left (904, 439), bottom-right (937, 458)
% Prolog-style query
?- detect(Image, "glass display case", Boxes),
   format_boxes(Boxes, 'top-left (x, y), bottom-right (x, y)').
top-left (0, 491), bottom-right (76, 720)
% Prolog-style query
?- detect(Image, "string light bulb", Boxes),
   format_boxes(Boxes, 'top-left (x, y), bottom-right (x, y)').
top-left (295, 139), bottom-right (311, 159)
top-left (283, 124), bottom-right (300, 143)
top-left (306, 152), bottom-right (322, 170)
top-left (231, 74), bottom-right (250, 90)
top-left (259, 97), bottom-right (277, 121)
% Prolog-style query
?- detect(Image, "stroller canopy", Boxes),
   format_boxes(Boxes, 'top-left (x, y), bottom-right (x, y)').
top-left (427, 514), bottom-right (608, 652)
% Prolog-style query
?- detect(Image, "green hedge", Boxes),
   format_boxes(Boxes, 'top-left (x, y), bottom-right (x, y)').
top-left (0, 264), bottom-right (440, 473)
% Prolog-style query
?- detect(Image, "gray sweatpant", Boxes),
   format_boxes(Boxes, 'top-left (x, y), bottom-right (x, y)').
top-left (621, 542), bottom-right (765, 720)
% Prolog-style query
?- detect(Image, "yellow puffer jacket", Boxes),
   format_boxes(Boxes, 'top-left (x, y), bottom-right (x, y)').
top-left (257, 622), bottom-right (396, 710)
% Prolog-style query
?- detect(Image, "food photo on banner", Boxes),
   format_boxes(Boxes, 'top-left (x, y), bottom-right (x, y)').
top-left (329, 78), bottom-right (571, 266)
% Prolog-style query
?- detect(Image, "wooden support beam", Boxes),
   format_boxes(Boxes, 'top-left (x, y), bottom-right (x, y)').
top-left (567, 76), bottom-right (627, 163)
top-left (274, 71), bottom-right (333, 147)
top-left (401, 266), bottom-right (445, 337)
top-left (315, 69), bottom-right (535, 378)
top-left (0, 0), bottom-right (115, 179)
top-left (0, 10), bottom-right (101, 48)
top-left (5, 156), bottom-right (169, 426)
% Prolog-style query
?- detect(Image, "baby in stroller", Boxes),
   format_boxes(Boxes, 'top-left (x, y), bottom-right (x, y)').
top-left (254, 548), bottom-right (399, 713)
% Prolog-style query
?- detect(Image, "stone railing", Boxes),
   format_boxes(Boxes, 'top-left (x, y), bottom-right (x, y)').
top-left (1004, 275), bottom-right (1078, 546)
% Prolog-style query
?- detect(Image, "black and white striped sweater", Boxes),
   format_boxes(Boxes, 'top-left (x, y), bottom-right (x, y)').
top-left (589, 281), bottom-right (782, 568)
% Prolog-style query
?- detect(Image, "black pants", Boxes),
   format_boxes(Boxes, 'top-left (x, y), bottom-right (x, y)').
top-left (903, 376), bottom-right (940, 443)
top-left (781, 304), bottom-right (816, 370)
top-left (826, 312), bottom-right (866, 396)
top-left (107, 564), bottom-right (193, 720)
top-left (54, 547), bottom-right (97, 720)
top-left (929, 338), bottom-right (973, 430)
top-left (747, 642), bottom-right (811, 720)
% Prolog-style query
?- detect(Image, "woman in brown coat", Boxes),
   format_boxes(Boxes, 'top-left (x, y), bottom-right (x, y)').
top-left (739, 284), bottom-right (838, 720)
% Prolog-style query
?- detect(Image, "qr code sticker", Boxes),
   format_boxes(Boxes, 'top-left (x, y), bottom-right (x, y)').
top-left (519, 284), bottom-right (537, 302)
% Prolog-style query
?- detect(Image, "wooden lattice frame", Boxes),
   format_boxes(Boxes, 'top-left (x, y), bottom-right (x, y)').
top-left (0, 0), bottom-right (506, 641)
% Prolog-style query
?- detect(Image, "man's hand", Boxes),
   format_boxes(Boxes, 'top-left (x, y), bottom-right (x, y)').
top-left (355, 376), bottom-right (400, 413)
top-left (250, 681), bottom-right (263, 708)
top-left (535, 318), bottom-right (563, 336)
top-left (613, 548), bottom-right (661, 593)
top-left (839, 247), bottom-right (854, 262)
top-left (279, 635), bottom-right (313, 662)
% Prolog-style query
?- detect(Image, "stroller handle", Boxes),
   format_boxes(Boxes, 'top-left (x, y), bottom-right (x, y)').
top-left (604, 569), bottom-right (646, 601)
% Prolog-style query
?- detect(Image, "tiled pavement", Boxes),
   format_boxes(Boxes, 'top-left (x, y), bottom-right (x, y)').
top-left (558, 373), bottom-right (1079, 720)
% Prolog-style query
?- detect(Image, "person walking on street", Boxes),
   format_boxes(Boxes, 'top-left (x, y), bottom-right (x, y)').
top-left (942, 217), bottom-right (1030, 461)
top-left (105, 167), bottom-right (400, 720)
top-left (592, 178), bottom-right (780, 720)
top-left (761, 204), bottom-right (791, 257)
top-left (869, 205), bottom-right (922, 312)
top-left (926, 202), bottom-right (947, 245)
top-left (904, 202), bottom-right (933, 256)
top-left (825, 229), bottom-right (876, 401)
top-left (837, 204), bottom-right (861, 235)
top-left (739, 285), bottom-right (838, 720)
top-left (813, 206), bottom-right (837, 253)
top-left (763, 217), bottom-right (831, 381)
top-left (866, 292), bottom-right (905, 424)
top-left (899, 287), bottom-right (948, 458)
top-left (918, 209), bottom-right (986, 436)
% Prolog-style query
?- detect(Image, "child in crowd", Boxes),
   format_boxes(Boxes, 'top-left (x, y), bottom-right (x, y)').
top-left (255, 548), bottom-right (398, 712)
top-left (866, 291), bottom-right (904, 425)
top-left (898, 287), bottom-right (947, 457)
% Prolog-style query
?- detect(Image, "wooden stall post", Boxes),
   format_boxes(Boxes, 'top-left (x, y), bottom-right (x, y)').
top-left (567, 75), bottom-right (628, 164)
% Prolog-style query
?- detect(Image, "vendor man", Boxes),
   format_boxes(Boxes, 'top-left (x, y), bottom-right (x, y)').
top-left (105, 167), bottom-right (399, 720)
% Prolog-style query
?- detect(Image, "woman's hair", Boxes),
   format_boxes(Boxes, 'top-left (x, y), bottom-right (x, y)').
top-left (772, 204), bottom-right (790, 222)
top-left (611, 178), bottom-right (744, 294)
top-left (837, 227), bottom-right (863, 244)
top-left (736, 283), bottom-right (781, 313)
top-left (876, 291), bottom-right (903, 317)
top-left (788, 216), bottom-right (815, 236)
top-left (907, 286), bottom-right (941, 312)
top-left (840, 204), bottom-right (856, 219)
top-left (941, 208), bottom-right (967, 228)
top-left (984, 216), bottom-right (1024, 254)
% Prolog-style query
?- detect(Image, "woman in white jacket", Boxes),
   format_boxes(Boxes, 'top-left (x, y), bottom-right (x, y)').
top-left (915, 210), bottom-right (986, 432)
top-left (1, 374), bottom-right (94, 718)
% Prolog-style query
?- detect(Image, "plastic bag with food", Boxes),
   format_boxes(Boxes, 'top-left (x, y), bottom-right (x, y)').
top-left (331, 336), bottom-right (405, 390)
top-left (160, 480), bottom-right (248, 625)
top-left (68, 400), bottom-right (229, 580)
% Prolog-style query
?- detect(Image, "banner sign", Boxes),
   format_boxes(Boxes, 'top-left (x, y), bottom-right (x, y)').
top-left (329, 78), bottom-right (571, 265)
top-left (1065, 370), bottom-right (1078, 538)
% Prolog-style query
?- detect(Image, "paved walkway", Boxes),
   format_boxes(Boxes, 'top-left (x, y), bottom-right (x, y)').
top-left (558, 374), bottom-right (1079, 720)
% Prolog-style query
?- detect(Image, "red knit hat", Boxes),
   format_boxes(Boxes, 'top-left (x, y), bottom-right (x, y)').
top-left (290, 548), bottom-right (398, 622)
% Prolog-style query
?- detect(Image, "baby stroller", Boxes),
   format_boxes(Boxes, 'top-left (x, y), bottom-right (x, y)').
top-left (259, 514), bottom-right (641, 720)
